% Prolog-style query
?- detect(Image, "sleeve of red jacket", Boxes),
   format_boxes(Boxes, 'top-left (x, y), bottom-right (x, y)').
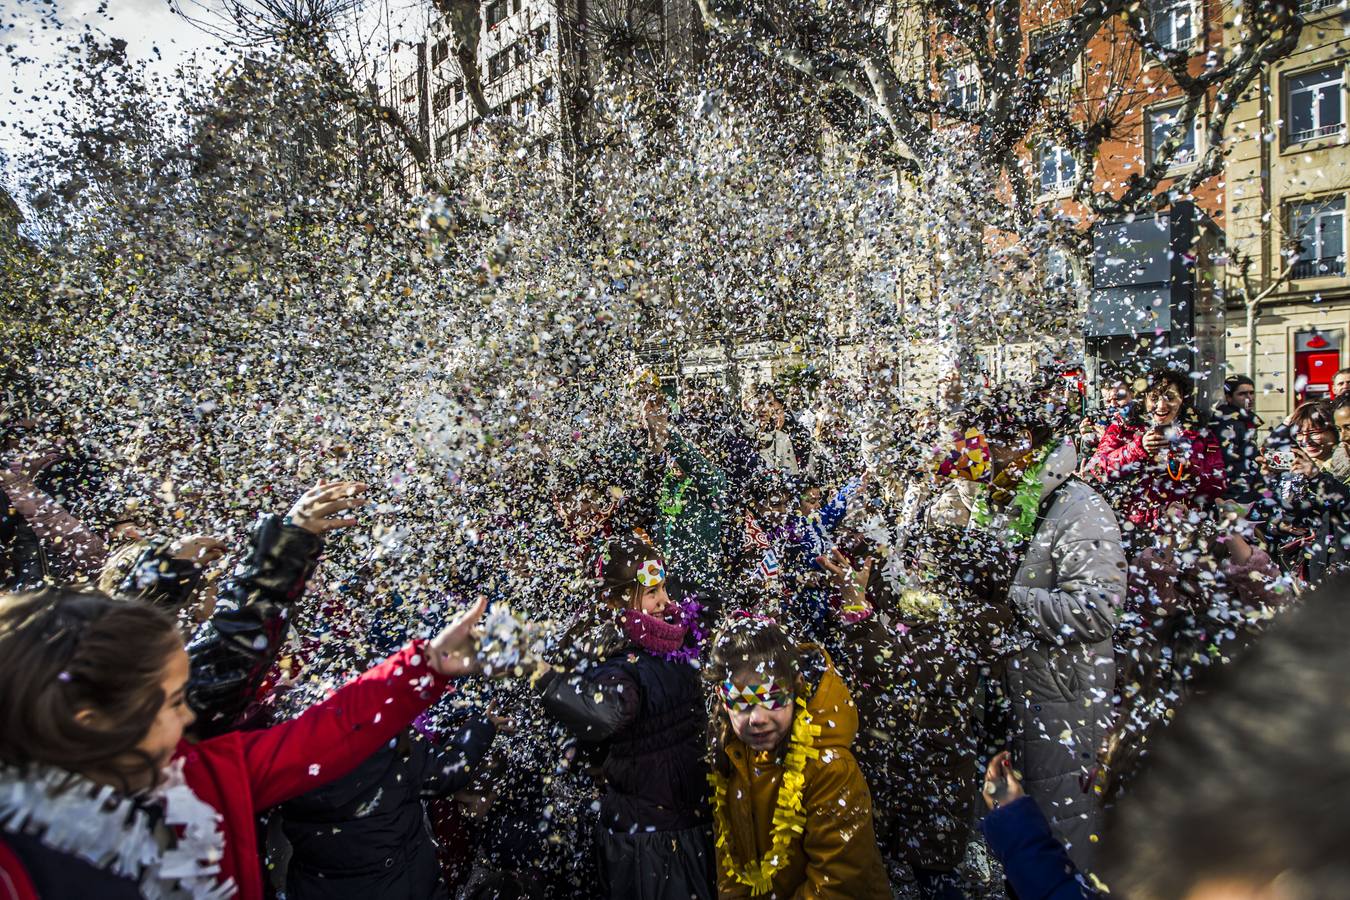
top-left (1085, 423), bottom-right (1146, 480)
top-left (237, 640), bottom-right (451, 811)
top-left (1190, 430), bottom-right (1228, 500)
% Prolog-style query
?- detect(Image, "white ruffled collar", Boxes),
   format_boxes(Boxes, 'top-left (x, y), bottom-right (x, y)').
top-left (0, 760), bottom-right (233, 899)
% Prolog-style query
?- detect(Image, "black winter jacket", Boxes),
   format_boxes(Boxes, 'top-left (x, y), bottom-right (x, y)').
top-left (539, 647), bottom-right (710, 832)
top-left (1211, 401), bottom-right (1264, 500)
top-left (280, 719), bottom-right (497, 900)
top-left (183, 513), bottom-right (323, 738)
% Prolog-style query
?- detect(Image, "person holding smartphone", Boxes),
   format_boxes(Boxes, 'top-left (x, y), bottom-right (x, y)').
top-left (1261, 400), bottom-right (1350, 584)
top-left (1083, 369), bottom-right (1226, 551)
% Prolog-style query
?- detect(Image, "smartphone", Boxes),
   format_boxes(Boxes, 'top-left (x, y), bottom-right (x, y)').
top-left (1266, 448), bottom-right (1296, 470)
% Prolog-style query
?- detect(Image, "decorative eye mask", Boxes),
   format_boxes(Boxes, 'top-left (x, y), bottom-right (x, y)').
top-left (717, 678), bottom-right (793, 712)
top-left (635, 559), bottom-right (665, 588)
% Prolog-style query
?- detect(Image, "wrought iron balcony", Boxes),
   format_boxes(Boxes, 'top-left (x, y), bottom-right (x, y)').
top-left (1291, 255), bottom-right (1346, 279)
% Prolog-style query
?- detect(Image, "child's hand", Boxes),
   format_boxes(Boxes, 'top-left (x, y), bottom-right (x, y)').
top-left (286, 481), bottom-right (369, 534)
top-left (982, 751), bottom-right (1024, 810)
top-left (429, 596), bottom-right (488, 678)
top-left (819, 548), bottom-right (872, 617)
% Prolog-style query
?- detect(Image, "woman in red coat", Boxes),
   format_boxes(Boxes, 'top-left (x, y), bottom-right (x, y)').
top-left (0, 587), bottom-right (487, 900)
top-left (1085, 369), bottom-right (1226, 545)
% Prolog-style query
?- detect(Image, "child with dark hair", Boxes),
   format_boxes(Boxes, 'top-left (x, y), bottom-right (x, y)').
top-left (0, 586), bottom-right (488, 900)
top-left (706, 616), bottom-right (888, 899)
top-left (529, 534), bottom-right (715, 900)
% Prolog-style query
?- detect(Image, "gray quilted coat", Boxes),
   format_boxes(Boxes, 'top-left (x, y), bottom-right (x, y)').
top-left (1005, 440), bottom-right (1126, 873)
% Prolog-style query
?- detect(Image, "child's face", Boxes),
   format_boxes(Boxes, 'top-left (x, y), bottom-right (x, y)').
top-left (722, 669), bottom-right (795, 752)
top-left (633, 558), bottom-right (671, 618)
top-left (799, 487), bottom-right (823, 518)
top-left (637, 580), bottom-right (671, 618)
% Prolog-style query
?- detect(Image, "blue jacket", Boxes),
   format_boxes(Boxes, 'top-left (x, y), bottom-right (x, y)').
top-left (980, 797), bottom-right (1101, 900)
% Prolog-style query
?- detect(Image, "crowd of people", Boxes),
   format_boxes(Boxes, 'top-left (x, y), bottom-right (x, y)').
top-left (0, 359), bottom-right (1347, 900)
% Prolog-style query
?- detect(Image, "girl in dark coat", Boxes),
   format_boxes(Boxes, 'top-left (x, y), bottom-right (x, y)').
top-left (529, 534), bottom-right (715, 900)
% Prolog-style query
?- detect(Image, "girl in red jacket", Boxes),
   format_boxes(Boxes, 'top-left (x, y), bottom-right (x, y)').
top-left (1085, 369), bottom-right (1226, 545)
top-left (0, 586), bottom-right (487, 900)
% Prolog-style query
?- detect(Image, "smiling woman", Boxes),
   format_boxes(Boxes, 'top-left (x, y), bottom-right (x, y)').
top-left (1085, 368), bottom-right (1227, 543)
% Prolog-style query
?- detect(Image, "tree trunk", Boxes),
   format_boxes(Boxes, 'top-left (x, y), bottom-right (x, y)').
top-left (1246, 297), bottom-right (1259, 379)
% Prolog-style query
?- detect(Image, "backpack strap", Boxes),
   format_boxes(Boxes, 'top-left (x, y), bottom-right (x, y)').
top-left (0, 836), bottom-right (39, 900)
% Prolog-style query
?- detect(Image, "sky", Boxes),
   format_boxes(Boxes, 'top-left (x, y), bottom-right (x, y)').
top-left (1, 0), bottom-right (223, 170)
top-left (1, 0), bottom-right (428, 190)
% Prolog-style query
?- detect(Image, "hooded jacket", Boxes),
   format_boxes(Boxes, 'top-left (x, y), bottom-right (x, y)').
top-left (1005, 441), bottom-right (1127, 873)
top-left (715, 648), bottom-right (889, 900)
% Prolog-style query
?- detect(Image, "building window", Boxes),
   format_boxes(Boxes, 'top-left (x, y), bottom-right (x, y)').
top-left (436, 132), bottom-right (452, 160)
top-left (514, 42), bottom-right (528, 67)
top-left (1037, 144), bottom-right (1077, 194)
top-left (941, 61), bottom-right (981, 112)
top-left (1028, 27), bottom-right (1079, 94)
top-left (539, 77), bottom-right (555, 104)
top-left (432, 39), bottom-right (450, 66)
top-left (1046, 247), bottom-right (1077, 289)
top-left (512, 0), bottom-right (522, 11)
top-left (1149, 0), bottom-right (1194, 52)
top-left (486, 0), bottom-right (508, 28)
top-left (1146, 102), bottom-right (1199, 167)
top-left (1290, 196), bottom-right (1346, 279)
top-left (454, 80), bottom-right (465, 104)
top-left (433, 83), bottom-right (453, 113)
top-left (1286, 66), bottom-right (1344, 144)
top-left (400, 74), bottom-right (417, 102)
top-left (533, 24), bottom-right (552, 52)
top-left (488, 49), bottom-right (510, 81)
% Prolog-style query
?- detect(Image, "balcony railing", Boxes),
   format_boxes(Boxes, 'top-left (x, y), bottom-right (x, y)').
top-left (1289, 122), bottom-right (1343, 144)
top-left (1292, 255), bottom-right (1346, 279)
top-left (1300, 0), bottom-right (1339, 14)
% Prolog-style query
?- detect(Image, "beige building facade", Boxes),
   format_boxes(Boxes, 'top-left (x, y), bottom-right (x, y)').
top-left (1224, 0), bottom-right (1350, 424)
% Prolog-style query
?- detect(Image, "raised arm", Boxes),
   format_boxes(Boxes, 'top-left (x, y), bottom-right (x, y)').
top-left (186, 482), bottom-right (368, 738)
top-left (234, 597), bottom-right (486, 811)
top-left (1084, 422), bottom-right (1146, 482)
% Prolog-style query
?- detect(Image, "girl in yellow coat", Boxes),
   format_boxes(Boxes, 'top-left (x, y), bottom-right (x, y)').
top-left (707, 616), bottom-right (890, 899)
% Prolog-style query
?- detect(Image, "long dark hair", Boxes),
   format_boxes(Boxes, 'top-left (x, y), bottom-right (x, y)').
top-left (1128, 369), bottom-right (1198, 428)
top-left (705, 617), bottom-right (800, 774)
top-left (0, 587), bottom-right (183, 792)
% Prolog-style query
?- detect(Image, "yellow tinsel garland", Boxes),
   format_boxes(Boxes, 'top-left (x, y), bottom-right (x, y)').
top-left (709, 700), bottom-right (822, 895)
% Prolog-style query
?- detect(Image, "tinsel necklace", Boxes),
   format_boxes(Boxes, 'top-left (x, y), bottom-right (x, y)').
top-left (971, 445), bottom-right (1053, 543)
top-left (709, 699), bottom-right (821, 895)
top-left (0, 759), bottom-right (233, 899)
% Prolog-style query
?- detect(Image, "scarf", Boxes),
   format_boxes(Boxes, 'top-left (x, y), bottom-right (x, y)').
top-left (621, 607), bottom-right (688, 656)
top-left (0, 760), bottom-right (232, 899)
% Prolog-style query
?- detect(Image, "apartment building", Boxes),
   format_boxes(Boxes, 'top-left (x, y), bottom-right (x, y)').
top-left (1224, 0), bottom-right (1350, 421)
top-left (371, 0), bottom-right (699, 195)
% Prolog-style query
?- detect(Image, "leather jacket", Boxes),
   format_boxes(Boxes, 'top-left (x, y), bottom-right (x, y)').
top-left (183, 514), bottom-right (323, 739)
